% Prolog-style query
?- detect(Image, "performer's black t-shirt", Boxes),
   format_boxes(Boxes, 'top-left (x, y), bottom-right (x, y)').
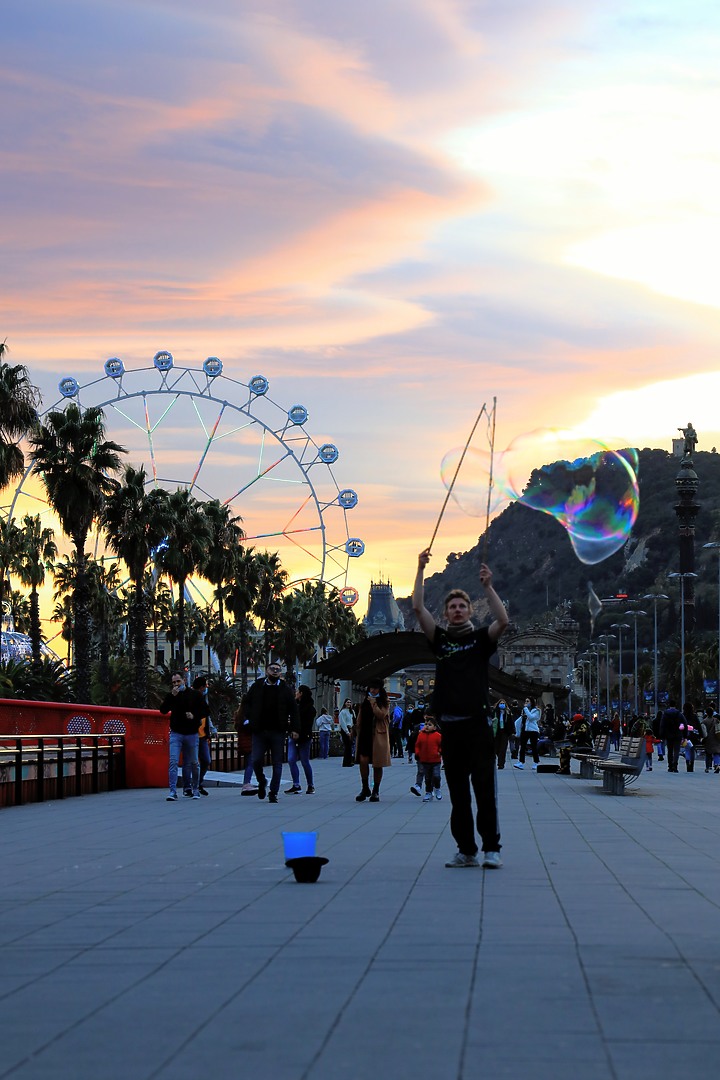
top-left (431, 626), bottom-right (496, 722)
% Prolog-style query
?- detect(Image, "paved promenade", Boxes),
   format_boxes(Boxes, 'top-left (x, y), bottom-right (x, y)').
top-left (2, 756), bottom-right (720, 1080)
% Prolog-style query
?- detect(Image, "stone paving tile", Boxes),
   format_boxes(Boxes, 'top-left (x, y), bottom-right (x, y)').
top-left (2, 759), bottom-right (720, 1079)
top-left (608, 1038), bottom-right (720, 1080)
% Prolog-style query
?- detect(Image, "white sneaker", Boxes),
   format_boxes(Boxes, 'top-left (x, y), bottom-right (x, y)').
top-left (482, 851), bottom-right (503, 869)
top-left (434, 790), bottom-right (442, 800)
top-left (422, 792), bottom-right (432, 802)
top-left (513, 762), bottom-right (524, 770)
top-left (410, 784), bottom-right (422, 797)
top-left (531, 764), bottom-right (538, 771)
top-left (445, 852), bottom-right (481, 868)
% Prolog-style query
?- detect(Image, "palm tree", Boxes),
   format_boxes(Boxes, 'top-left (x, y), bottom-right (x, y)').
top-left (154, 489), bottom-right (211, 667)
top-left (13, 514), bottom-right (57, 662)
top-left (51, 595), bottom-right (74, 664)
top-left (0, 341), bottom-right (41, 491)
top-left (0, 516), bottom-right (22, 661)
top-left (183, 599), bottom-right (207, 672)
top-left (200, 499), bottom-right (243, 673)
top-left (223, 545), bottom-right (261, 693)
top-left (158, 596), bottom-right (180, 669)
top-left (146, 575), bottom-right (173, 666)
top-left (102, 466), bottom-right (171, 706)
top-left (30, 404), bottom-right (126, 702)
top-left (85, 558), bottom-right (124, 701)
top-left (253, 550), bottom-right (287, 662)
top-left (7, 589), bottom-right (30, 633)
top-left (273, 587), bottom-right (320, 686)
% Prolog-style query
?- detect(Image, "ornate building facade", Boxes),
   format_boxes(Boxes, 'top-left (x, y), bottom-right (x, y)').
top-left (497, 618), bottom-right (578, 689)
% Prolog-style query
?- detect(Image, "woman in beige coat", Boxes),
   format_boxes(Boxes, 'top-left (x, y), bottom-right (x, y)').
top-left (355, 679), bottom-right (391, 802)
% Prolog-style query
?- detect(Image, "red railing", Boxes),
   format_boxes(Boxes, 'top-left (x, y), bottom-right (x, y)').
top-left (0, 699), bottom-right (168, 788)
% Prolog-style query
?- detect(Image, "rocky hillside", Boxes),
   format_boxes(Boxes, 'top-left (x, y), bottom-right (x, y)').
top-left (398, 448), bottom-right (720, 650)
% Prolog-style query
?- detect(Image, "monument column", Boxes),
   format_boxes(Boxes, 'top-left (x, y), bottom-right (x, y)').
top-left (674, 423), bottom-right (700, 631)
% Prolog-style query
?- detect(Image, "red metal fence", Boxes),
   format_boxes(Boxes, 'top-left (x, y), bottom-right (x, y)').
top-left (0, 699), bottom-right (167, 788)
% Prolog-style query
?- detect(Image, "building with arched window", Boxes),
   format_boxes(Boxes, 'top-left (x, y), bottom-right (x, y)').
top-left (497, 620), bottom-right (578, 690)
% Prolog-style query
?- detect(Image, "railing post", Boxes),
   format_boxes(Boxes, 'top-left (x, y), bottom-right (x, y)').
top-left (38, 738), bottom-right (45, 802)
top-left (107, 736), bottom-right (114, 790)
top-left (56, 739), bottom-right (65, 800)
top-left (75, 737), bottom-right (83, 797)
top-left (91, 738), bottom-right (99, 794)
top-left (15, 738), bottom-right (23, 806)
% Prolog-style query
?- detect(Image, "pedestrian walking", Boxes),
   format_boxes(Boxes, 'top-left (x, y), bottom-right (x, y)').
top-left (415, 715), bottom-right (443, 801)
top-left (354, 680), bottom-right (391, 802)
top-left (160, 671), bottom-right (206, 801)
top-left (244, 661), bottom-right (298, 803)
top-left (338, 698), bottom-right (355, 767)
top-left (513, 696), bottom-right (541, 771)
top-left (286, 684), bottom-right (316, 794)
top-left (315, 707), bottom-right (333, 759)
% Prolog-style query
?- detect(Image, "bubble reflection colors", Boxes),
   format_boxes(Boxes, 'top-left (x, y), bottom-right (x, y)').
top-left (440, 431), bottom-right (639, 566)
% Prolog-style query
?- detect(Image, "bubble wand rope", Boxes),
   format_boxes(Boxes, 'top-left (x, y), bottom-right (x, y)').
top-left (481, 396), bottom-right (497, 564)
top-left (427, 402), bottom-right (491, 554)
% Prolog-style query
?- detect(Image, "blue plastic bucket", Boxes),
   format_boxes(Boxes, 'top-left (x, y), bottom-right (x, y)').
top-left (282, 831), bottom-right (318, 860)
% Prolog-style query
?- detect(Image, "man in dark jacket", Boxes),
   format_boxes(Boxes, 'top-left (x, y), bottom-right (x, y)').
top-left (244, 661), bottom-right (298, 803)
top-left (160, 672), bottom-right (207, 800)
top-left (661, 700), bottom-right (683, 773)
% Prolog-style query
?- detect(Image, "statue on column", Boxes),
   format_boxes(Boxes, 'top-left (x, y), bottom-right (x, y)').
top-left (678, 422), bottom-right (698, 459)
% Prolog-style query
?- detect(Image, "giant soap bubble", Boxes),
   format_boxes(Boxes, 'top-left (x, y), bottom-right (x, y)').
top-left (441, 430), bottom-right (639, 565)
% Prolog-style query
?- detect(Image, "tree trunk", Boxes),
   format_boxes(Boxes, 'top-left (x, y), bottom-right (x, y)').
top-left (73, 538), bottom-right (91, 703)
top-left (176, 579), bottom-right (185, 667)
top-left (132, 578), bottom-right (148, 708)
top-left (217, 594), bottom-right (226, 675)
top-left (29, 588), bottom-right (42, 664)
top-left (240, 617), bottom-right (250, 695)
top-left (98, 619), bottom-right (111, 702)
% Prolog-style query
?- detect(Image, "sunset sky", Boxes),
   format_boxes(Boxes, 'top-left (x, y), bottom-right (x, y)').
top-left (4, 0), bottom-right (720, 621)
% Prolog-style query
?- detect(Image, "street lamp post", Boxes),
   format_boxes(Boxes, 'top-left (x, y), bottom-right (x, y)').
top-left (703, 543), bottom-right (720, 713)
top-left (588, 647), bottom-right (600, 721)
top-left (642, 593), bottom-right (669, 717)
top-left (577, 659), bottom-right (587, 713)
top-left (597, 634), bottom-right (616, 722)
top-left (624, 609), bottom-right (648, 715)
top-left (611, 623), bottom-right (630, 729)
top-left (668, 572), bottom-right (698, 708)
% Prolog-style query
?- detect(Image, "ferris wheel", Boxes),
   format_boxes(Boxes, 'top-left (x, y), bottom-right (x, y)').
top-left (10, 352), bottom-right (364, 603)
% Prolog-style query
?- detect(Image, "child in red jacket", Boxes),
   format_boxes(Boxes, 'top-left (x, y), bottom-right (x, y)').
top-left (644, 730), bottom-right (659, 771)
top-left (415, 715), bottom-right (443, 802)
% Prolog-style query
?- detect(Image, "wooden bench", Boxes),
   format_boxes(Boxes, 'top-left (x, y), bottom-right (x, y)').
top-left (571, 733), bottom-right (611, 778)
top-left (594, 736), bottom-right (646, 795)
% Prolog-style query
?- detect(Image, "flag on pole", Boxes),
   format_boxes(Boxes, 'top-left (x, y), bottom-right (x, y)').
top-left (587, 581), bottom-right (603, 636)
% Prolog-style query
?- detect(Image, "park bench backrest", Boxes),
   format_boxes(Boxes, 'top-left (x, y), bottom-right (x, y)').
top-left (619, 737), bottom-right (645, 766)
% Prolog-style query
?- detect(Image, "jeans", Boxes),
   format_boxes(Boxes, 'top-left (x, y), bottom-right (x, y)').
top-left (169, 732), bottom-right (199, 795)
top-left (422, 761), bottom-right (441, 792)
top-left (198, 737), bottom-right (211, 787)
top-left (288, 738), bottom-right (314, 787)
top-left (666, 738), bottom-right (681, 771)
top-left (318, 731), bottom-right (331, 759)
top-left (519, 730), bottom-right (540, 765)
top-left (340, 730), bottom-right (354, 767)
top-left (441, 719), bottom-right (500, 856)
top-left (495, 729), bottom-right (510, 768)
top-left (252, 730), bottom-right (286, 795)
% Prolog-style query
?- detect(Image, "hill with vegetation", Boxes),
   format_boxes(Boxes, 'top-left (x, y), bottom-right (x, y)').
top-left (399, 448), bottom-right (720, 654)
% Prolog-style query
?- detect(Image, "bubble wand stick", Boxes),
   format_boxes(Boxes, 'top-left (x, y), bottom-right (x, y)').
top-left (427, 398), bottom-right (496, 554)
top-left (482, 397), bottom-right (497, 563)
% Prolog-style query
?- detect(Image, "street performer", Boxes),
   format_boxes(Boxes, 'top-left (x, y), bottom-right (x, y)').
top-left (412, 549), bottom-right (508, 868)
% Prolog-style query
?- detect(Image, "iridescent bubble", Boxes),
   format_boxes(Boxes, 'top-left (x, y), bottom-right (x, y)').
top-left (441, 430), bottom-right (639, 565)
top-left (439, 447), bottom-right (512, 518)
